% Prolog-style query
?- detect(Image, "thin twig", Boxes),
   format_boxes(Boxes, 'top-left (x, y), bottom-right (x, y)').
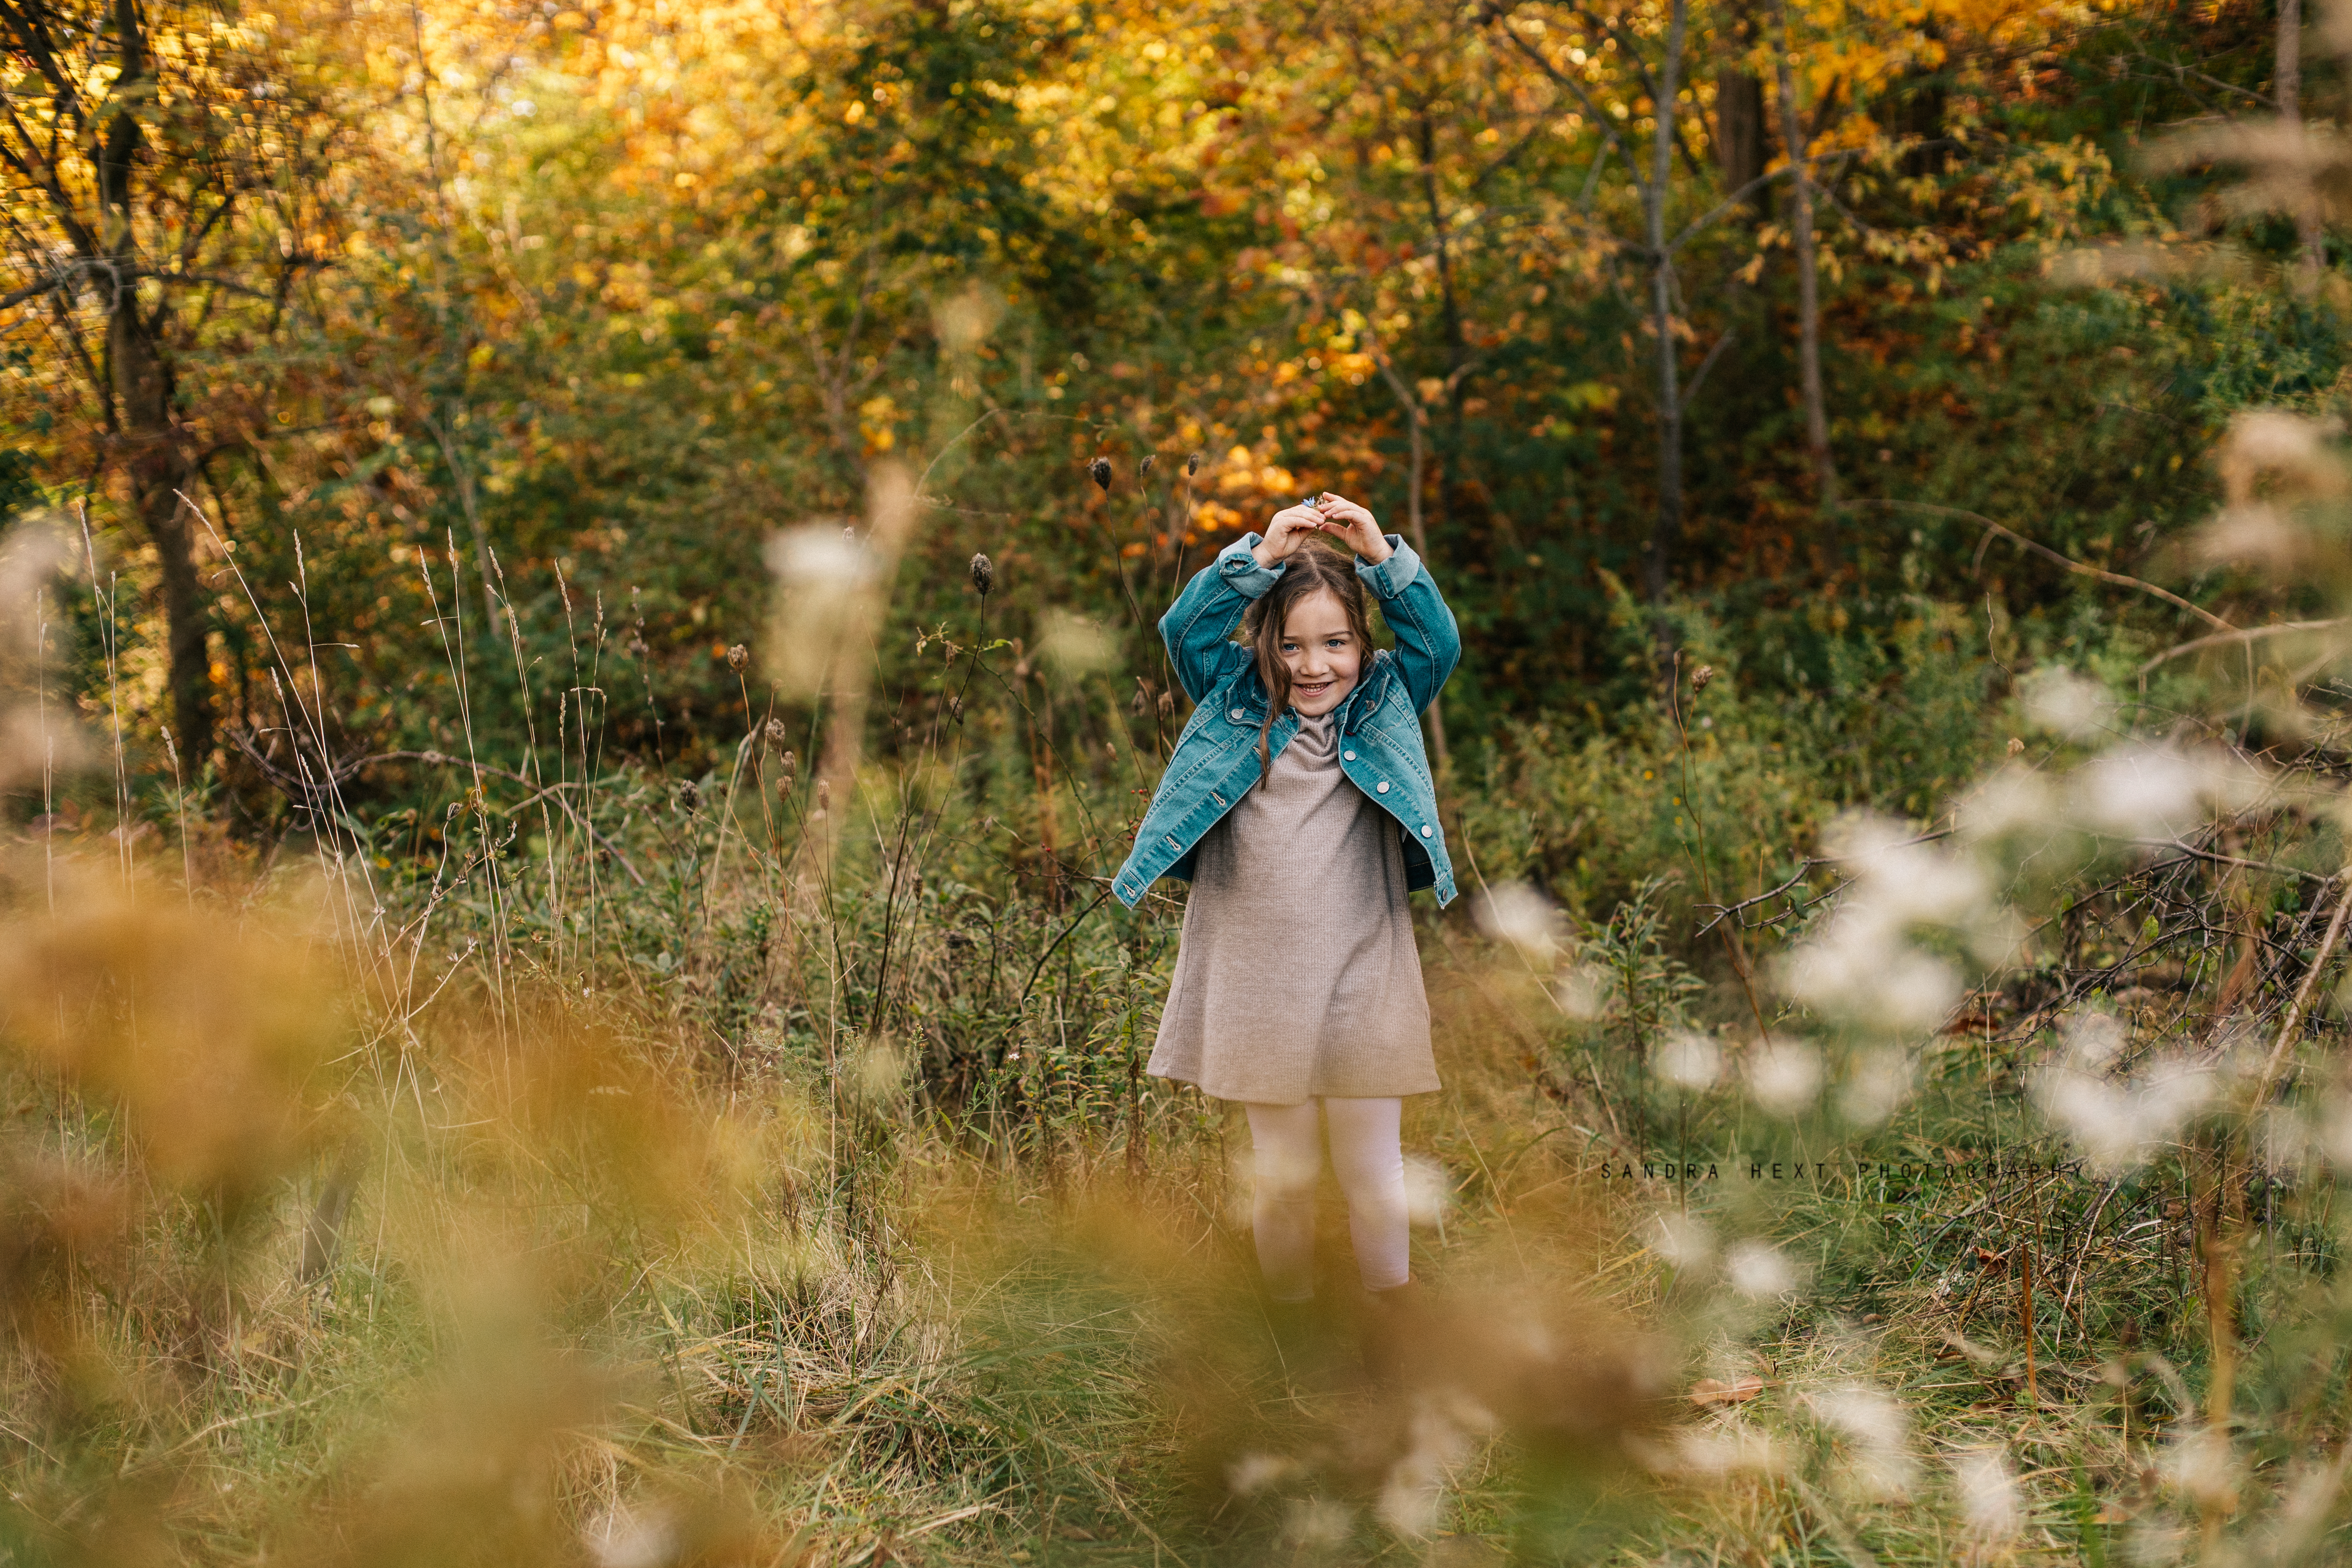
top-left (2140, 618), bottom-right (2347, 676)
top-left (1855, 499), bottom-right (2233, 633)
top-left (1694, 829), bottom-right (1955, 934)
top-left (2254, 868), bottom-right (2352, 1102)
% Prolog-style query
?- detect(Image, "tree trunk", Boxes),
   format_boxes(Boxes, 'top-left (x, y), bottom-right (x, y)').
top-left (1399, 400), bottom-right (1449, 771)
top-left (1642, 0), bottom-right (1690, 604)
top-left (1370, 347), bottom-right (1450, 769)
top-left (1714, 0), bottom-right (1769, 224)
top-left (298, 1142), bottom-right (367, 1287)
top-left (1406, 111), bottom-right (1457, 771)
top-left (1772, 0), bottom-right (1842, 512)
top-left (2279, 0), bottom-right (2327, 278)
top-left (101, 0), bottom-right (214, 764)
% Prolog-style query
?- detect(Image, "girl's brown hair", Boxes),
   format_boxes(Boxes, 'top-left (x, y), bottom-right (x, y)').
top-left (1239, 541), bottom-right (1376, 785)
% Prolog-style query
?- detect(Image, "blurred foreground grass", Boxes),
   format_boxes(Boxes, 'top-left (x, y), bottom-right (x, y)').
top-left (0, 847), bottom-right (1668, 1567)
top-left (11, 750), bottom-right (2352, 1568)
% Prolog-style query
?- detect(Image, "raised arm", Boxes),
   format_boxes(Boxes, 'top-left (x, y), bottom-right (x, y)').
top-left (1312, 493), bottom-right (1460, 712)
top-left (1160, 539), bottom-right (1268, 702)
top-left (1159, 503), bottom-right (1335, 702)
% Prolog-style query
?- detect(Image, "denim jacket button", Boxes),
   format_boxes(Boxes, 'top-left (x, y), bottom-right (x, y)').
top-left (1376, 780), bottom-right (1390, 793)
top-left (1230, 708), bottom-right (1244, 719)
top-left (1420, 825), bottom-right (1434, 837)
top-left (1343, 750), bottom-right (1356, 761)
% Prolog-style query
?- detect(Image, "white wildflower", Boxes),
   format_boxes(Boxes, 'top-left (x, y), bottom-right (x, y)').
top-left (766, 523), bottom-right (877, 695)
top-left (2075, 742), bottom-right (2266, 842)
top-left (2319, 1091), bottom-right (2352, 1172)
top-left (2032, 1050), bottom-right (2216, 1175)
top-left (2064, 1010), bottom-right (2128, 1071)
top-left (1781, 813), bottom-right (1985, 1029)
top-left (1227, 1452), bottom-right (1301, 1495)
top-left (1812, 1382), bottom-right (1916, 1497)
top-left (1653, 1212), bottom-right (1715, 1269)
top-left (1811, 1382), bottom-right (1906, 1446)
top-left (1401, 1154), bottom-right (1452, 1229)
top-left (1668, 1428), bottom-right (1786, 1477)
top-left (2216, 409), bottom-right (2346, 500)
top-left (1551, 963), bottom-right (1609, 1020)
top-left (2125, 1521), bottom-right (2189, 1566)
top-left (1837, 814), bottom-right (1989, 925)
top-left (1725, 1240), bottom-right (1802, 1300)
top-left (2022, 666), bottom-right (2111, 739)
top-left (1786, 924), bottom-right (1964, 1032)
top-left (2196, 501), bottom-right (2307, 569)
top-left (1747, 1043), bottom-right (1824, 1117)
top-left (1281, 1498), bottom-right (1353, 1548)
top-left (1477, 882), bottom-right (1563, 962)
top-left (585, 1504), bottom-right (680, 1568)
top-left (1658, 1030), bottom-right (1722, 1090)
top-left (2169, 1427), bottom-right (2239, 1512)
top-left (2257, 1105), bottom-right (2314, 1177)
top-left (1837, 1047), bottom-right (1915, 1127)
top-left (1953, 1448), bottom-right (2023, 1541)
top-left (1954, 764), bottom-right (2059, 843)
top-left (1376, 1406), bottom-right (1474, 1537)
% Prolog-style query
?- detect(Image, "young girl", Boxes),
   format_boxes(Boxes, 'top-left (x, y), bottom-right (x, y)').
top-left (1112, 493), bottom-right (1460, 1330)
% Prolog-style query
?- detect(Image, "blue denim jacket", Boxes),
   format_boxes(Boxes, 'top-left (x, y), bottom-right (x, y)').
top-left (1112, 532), bottom-right (1461, 909)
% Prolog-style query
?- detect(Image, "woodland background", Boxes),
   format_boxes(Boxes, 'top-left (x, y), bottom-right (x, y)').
top-left (11, 0), bottom-right (2352, 1564)
top-left (7, 0), bottom-right (2339, 818)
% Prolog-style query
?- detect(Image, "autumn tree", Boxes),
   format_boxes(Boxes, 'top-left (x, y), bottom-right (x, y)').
top-left (1, 0), bottom-right (356, 765)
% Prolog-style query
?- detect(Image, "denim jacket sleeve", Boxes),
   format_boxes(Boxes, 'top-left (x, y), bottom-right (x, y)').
top-left (1357, 536), bottom-right (1459, 713)
top-left (1160, 534), bottom-right (1280, 702)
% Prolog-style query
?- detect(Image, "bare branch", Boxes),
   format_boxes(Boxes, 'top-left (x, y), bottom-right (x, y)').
top-left (1855, 498), bottom-right (2234, 633)
top-left (1664, 148), bottom-right (1855, 254)
top-left (2140, 618), bottom-right (2348, 676)
top-left (1485, 7), bottom-right (1642, 196)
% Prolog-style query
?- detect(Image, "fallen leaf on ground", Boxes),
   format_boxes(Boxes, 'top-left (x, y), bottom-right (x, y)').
top-left (1690, 1375), bottom-right (1766, 1407)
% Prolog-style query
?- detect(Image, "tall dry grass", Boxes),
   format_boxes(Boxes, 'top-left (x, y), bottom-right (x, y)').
top-left (18, 372), bottom-right (2352, 1567)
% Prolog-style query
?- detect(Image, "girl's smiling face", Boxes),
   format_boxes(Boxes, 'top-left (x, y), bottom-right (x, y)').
top-left (1278, 587), bottom-right (1363, 716)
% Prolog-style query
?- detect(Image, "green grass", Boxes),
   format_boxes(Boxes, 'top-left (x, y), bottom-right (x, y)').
top-left (10, 600), bottom-right (2352, 1566)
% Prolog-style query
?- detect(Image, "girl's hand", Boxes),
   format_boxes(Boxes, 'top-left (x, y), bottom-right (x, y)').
top-left (1252, 502), bottom-right (1330, 567)
top-left (1312, 493), bottom-right (1393, 564)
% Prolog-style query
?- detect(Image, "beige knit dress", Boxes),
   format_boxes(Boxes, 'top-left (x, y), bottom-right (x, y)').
top-left (1148, 713), bottom-right (1438, 1105)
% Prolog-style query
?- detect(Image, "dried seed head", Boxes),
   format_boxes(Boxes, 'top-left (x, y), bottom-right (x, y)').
top-left (677, 779), bottom-right (701, 812)
top-left (969, 553), bottom-right (995, 595)
top-left (763, 719), bottom-right (790, 752)
top-left (1087, 456), bottom-right (1112, 493)
top-left (816, 779), bottom-right (831, 809)
top-left (1139, 454), bottom-right (1157, 479)
top-left (775, 748), bottom-right (796, 779)
top-left (1690, 663), bottom-right (1713, 690)
top-left (725, 643), bottom-right (750, 672)
top-left (1157, 690), bottom-right (1174, 719)
top-left (1185, 451), bottom-right (1201, 476)
top-left (946, 694), bottom-right (964, 720)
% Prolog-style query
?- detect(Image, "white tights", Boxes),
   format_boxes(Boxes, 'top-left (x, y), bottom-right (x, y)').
top-left (1243, 1098), bottom-right (1410, 1299)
